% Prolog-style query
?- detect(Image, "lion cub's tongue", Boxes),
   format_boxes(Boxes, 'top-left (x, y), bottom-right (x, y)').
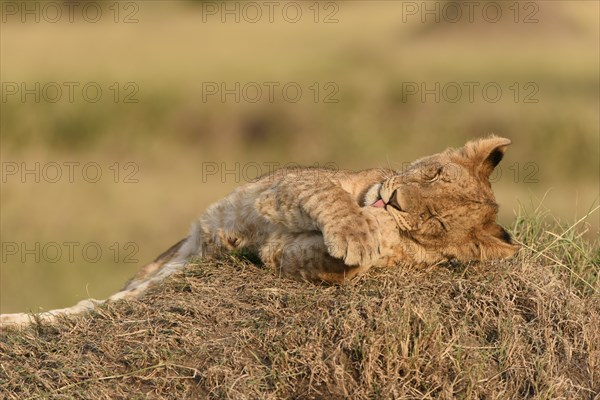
top-left (372, 199), bottom-right (386, 208)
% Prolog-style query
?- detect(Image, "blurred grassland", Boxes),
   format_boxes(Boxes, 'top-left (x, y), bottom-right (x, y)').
top-left (1, 1), bottom-right (599, 313)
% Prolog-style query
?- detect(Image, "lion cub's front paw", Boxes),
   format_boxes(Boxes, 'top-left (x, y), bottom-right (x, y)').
top-left (323, 211), bottom-right (381, 266)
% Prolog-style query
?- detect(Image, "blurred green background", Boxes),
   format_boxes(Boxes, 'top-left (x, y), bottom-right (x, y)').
top-left (1, 1), bottom-right (598, 313)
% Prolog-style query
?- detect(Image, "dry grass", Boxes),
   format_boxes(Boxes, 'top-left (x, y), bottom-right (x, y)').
top-left (1, 210), bottom-right (598, 399)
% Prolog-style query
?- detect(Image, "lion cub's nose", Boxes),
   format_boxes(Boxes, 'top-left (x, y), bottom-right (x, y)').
top-left (388, 189), bottom-right (404, 211)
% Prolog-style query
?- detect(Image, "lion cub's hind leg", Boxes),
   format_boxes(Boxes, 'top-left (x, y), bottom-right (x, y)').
top-left (195, 180), bottom-right (280, 256)
top-left (259, 231), bottom-right (372, 284)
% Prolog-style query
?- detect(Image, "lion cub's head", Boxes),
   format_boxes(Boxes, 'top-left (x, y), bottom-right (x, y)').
top-left (369, 136), bottom-right (519, 262)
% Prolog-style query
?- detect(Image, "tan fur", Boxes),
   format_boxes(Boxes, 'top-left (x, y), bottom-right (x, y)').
top-left (0, 136), bottom-right (518, 327)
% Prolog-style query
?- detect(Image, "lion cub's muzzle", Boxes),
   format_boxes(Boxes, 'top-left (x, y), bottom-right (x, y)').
top-left (377, 185), bottom-right (418, 231)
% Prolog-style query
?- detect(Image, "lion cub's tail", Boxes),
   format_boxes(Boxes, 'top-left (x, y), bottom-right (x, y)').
top-left (122, 237), bottom-right (189, 291)
top-left (0, 236), bottom-right (197, 328)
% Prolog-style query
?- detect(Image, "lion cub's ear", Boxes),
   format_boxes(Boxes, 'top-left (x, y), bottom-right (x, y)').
top-left (459, 135), bottom-right (512, 178)
top-left (476, 222), bottom-right (520, 260)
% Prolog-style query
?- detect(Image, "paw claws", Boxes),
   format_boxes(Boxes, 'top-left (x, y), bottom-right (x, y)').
top-left (323, 216), bottom-right (381, 266)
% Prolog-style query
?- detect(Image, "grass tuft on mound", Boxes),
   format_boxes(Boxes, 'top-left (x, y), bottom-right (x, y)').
top-left (1, 208), bottom-right (598, 400)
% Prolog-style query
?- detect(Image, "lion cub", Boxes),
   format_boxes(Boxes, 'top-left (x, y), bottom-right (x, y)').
top-left (0, 136), bottom-right (518, 326)
top-left (132, 135), bottom-right (518, 286)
